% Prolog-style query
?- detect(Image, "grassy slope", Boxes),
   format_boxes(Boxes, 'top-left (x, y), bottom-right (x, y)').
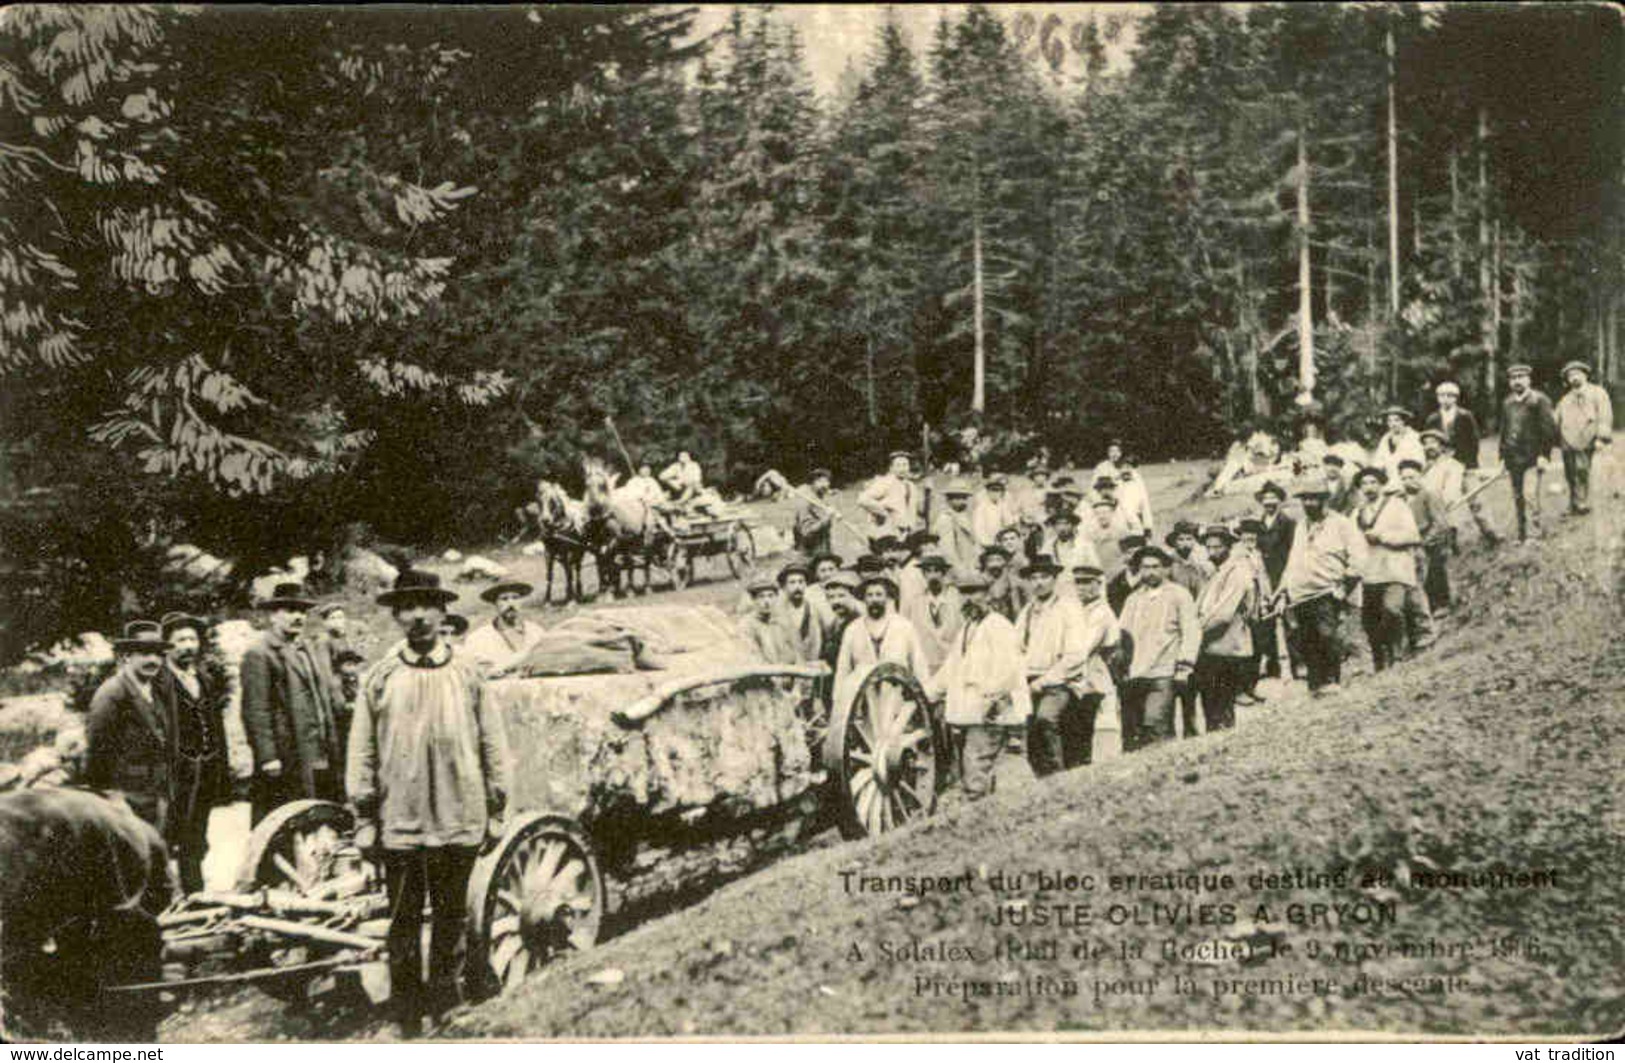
top-left (439, 456), bottom-right (1625, 1039)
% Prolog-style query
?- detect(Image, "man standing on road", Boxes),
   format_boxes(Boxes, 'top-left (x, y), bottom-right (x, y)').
top-left (1554, 360), bottom-right (1614, 517)
top-left (834, 573), bottom-right (931, 710)
top-left (1498, 363), bottom-right (1561, 543)
top-left (85, 621), bottom-right (174, 835)
top-left (1426, 380), bottom-right (1498, 544)
top-left (1282, 476), bottom-right (1367, 697)
top-left (1254, 481), bottom-right (1298, 683)
top-left (349, 570), bottom-right (510, 1037)
top-left (793, 468), bottom-right (836, 557)
top-left (925, 572), bottom-right (1030, 801)
top-left (933, 480), bottom-right (982, 574)
top-left (1014, 556), bottom-right (1091, 778)
top-left (905, 552), bottom-right (963, 675)
top-left (156, 612), bottom-right (229, 894)
top-left (857, 451), bottom-right (921, 548)
top-left (463, 581), bottom-right (544, 677)
top-left (1354, 466), bottom-right (1423, 670)
top-left (743, 577), bottom-right (801, 665)
top-left (1193, 526), bottom-right (1255, 734)
top-left (1116, 547), bottom-right (1199, 751)
top-left (241, 582), bottom-right (341, 824)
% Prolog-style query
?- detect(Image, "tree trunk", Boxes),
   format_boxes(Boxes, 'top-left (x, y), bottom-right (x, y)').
top-left (1386, 21), bottom-right (1401, 316)
top-left (1509, 261), bottom-right (1524, 366)
top-left (1449, 149), bottom-right (1462, 281)
top-left (1297, 125), bottom-right (1315, 399)
top-left (972, 206), bottom-right (986, 416)
top-left (1478, 107), bottom-right (1496, 401)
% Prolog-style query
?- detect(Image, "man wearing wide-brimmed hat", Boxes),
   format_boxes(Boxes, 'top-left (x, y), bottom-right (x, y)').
top-left (1374, 405), bottom-right (1426, 485)
top-left (922, 571), bottom-right (1030, 800)
top-left (904, 552), bottom-right (963, 674)
top-left (857, 450), bottom-right (921, 547)
top-left (933, 479), bottom-right (982, 575)
top-left (241, 581), bottom-right (341, 825)
top-left (349, 568), bottom-right (511, 1036)
top-left (980, 543), bottom-right (1029, 622)
top-left (1117, 545), bottom-right (1200, 750)
top-left (1554, 360), bottom-right (1614, 516)
top-left (1044, 509), bottom-right (1102, 596)
top-left (86, 620), bottom-right (175, 833)
top-left (1499, 363), bottom-right (1561, 542)
top-left (155, 611), bottom-right (230, 893)
top-left (1192, 526), bottom-right (1255, 734)
top-left (1164, 519), bottom-right (1212, 599)
top-left (1282, 473), bottom-right (1367, 696)
top-left (464, 580), bottom-right (543, 678)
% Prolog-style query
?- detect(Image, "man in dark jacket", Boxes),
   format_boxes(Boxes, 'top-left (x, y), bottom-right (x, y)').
top-left (1498, 364), bottom-right (1562, 543)
top-left (1253, 481), bottom-right (1298, 680)
top-left (240, 582), bottom-right (342, 824)
top-left (155, 612), bottom-right (230, 894)
top-left (85, 620), bottom-right (174, 835)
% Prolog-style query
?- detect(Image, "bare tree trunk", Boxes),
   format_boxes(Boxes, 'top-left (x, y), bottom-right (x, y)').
top-left (1492, 219), bottom-right (1503, 361)
top-left (972, 181), bottom-right (986, 416)
top-left (1386, 21), bottom-right (1401, 316)
top-left (864, 330), bottom-right (878, 428)
top-left (1449, 149), bottom-right (1462, 281)
top-left (1413, 203), bottom-right (1422, 256)
top-left (1478, 108), bottom-right (1496, 402)
top-left (1297, 124), bottom-right (1315, 399)
top-left (1509, 261), bottom-right (1525, 366)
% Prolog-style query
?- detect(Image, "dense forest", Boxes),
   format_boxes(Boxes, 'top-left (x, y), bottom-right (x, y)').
top-left (0, 4), bottom-right (1620, 657)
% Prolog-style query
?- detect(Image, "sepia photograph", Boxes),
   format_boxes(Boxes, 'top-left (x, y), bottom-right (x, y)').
top-left (0, 1), bottom-right (1621, 1046)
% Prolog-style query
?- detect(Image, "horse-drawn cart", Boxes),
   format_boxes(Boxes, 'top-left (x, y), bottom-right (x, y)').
top-left (664, 512), bottom-right (756, 590)
top-left (106, 609), bottom-right (943, 1008)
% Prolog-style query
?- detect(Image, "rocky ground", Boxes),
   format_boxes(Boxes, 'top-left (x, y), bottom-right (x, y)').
top-left (133, 449), bottom-right (1625, 1041)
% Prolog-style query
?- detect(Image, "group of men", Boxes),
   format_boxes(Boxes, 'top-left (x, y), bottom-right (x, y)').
top-left (758, 359), bottom-right (1611, 800)
top-left (83, 569), bottom-right (531, 1034)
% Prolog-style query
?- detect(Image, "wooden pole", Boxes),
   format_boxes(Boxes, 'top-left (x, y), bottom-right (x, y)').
top-left (1386, 20), bottom-right (1402, 317)
top-left (972, 209), bottom-right (986, 415)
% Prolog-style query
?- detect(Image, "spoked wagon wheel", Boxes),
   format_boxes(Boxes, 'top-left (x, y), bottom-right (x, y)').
top-left (725, 524), bottom-right (756, 578)
top-left (821, 662), bottom-right (940, 840)
top-left (235, 799), bottom-right (355, 894)
top-left (467, 813), bottom-right (604, 995)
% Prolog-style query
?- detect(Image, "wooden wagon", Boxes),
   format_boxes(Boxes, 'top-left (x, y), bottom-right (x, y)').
top-left (664, 512), bottom-right (756, 589)
top-left (112, 608), bottom-right (945, 1005)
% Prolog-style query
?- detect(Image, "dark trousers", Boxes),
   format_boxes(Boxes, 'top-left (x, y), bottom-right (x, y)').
top-left (1120, 678), bottom-right (1176, 752)
top-left (1362, 582), bottom-right (1408, 671)
top-left (1027, 688), bottom-right (1095, 776)
top-left (1423, 540), bottom-right (1452, 612)
top-left (1507, 461), bottom-right (1542, 540)
top-left (1562, 446), bottom-right (1594, 512)
top-left (1177, 682), bottom-right (1201, 738)
top-left (382, 845), bottom-right (480, 1024)
top-left (1292, 596), bottom-right (1345, 692)
top-left (1196, 655), bottom-right (1251, 733)
top-left (956, 725), bottom-right (1012, 799)
top-left (171, 806), bottom-right (211, 895)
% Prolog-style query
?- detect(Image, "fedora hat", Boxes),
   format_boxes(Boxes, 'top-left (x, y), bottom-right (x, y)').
top-left (256, 582), bottom-right (314, 611)
top-left (1352, 465), bottom-right (1388, 487)
top-left (440, 613), bottom-right (470, 637)
top-left (955, 572), bottom-right (992, 593)
top-left (1117, 533), bottom-right (1147, 551)
top-left (854, 553), bottom-right (888, 575)
top-left (1020, 554), bottom-right (1063, 579)
top-left (479, 580), bottom-right (534, 604)
top-left (114, 619), bottom-right (170, 654)
top-left (159, 611), bottom-right (206, 638)
top-left (1381, 405), bottom-right (1413, 423)
top-left (1130, 545), bottom-right (1172, 569)
top-left (1200, 523), bottom-right (1235, 545)
top-left (1418, 428), bottom-right (1447, 446)
top-left (857, 572), bottom-right (899, 598)
top-left (1255, 480), bottom-right (1287, 502)
top-left (979, 544), bottom-right (1011, 563)
top-left (918, 551), bottom-right (952, 572)
top-left (377, 569), bottom-right (459, 609)
top-left (1235, 517), bottom-right (1267, 535)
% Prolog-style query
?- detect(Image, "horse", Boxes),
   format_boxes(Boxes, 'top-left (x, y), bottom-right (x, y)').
top-left (522, 480), bottom-right (591, 604)
top-left (582, 456), bottom-right (671, 597)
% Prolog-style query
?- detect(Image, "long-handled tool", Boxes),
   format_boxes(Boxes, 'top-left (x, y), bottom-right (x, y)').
top-left (761, 469), bottom-right (869, 542)
top-left (603, 414), bottom-right (637, 478)
top-left (1445, 464), bottom-right (1508, 515)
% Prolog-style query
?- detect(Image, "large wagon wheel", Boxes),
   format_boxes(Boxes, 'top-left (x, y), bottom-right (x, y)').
top-left (725, 523), bottom-right (756, 578)
top-left (234, 799), bottom-right (355, 894)
top-left (467, 813), bottom-right (604, 995)
top-left (821, 663), bottom-right (940, 840)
